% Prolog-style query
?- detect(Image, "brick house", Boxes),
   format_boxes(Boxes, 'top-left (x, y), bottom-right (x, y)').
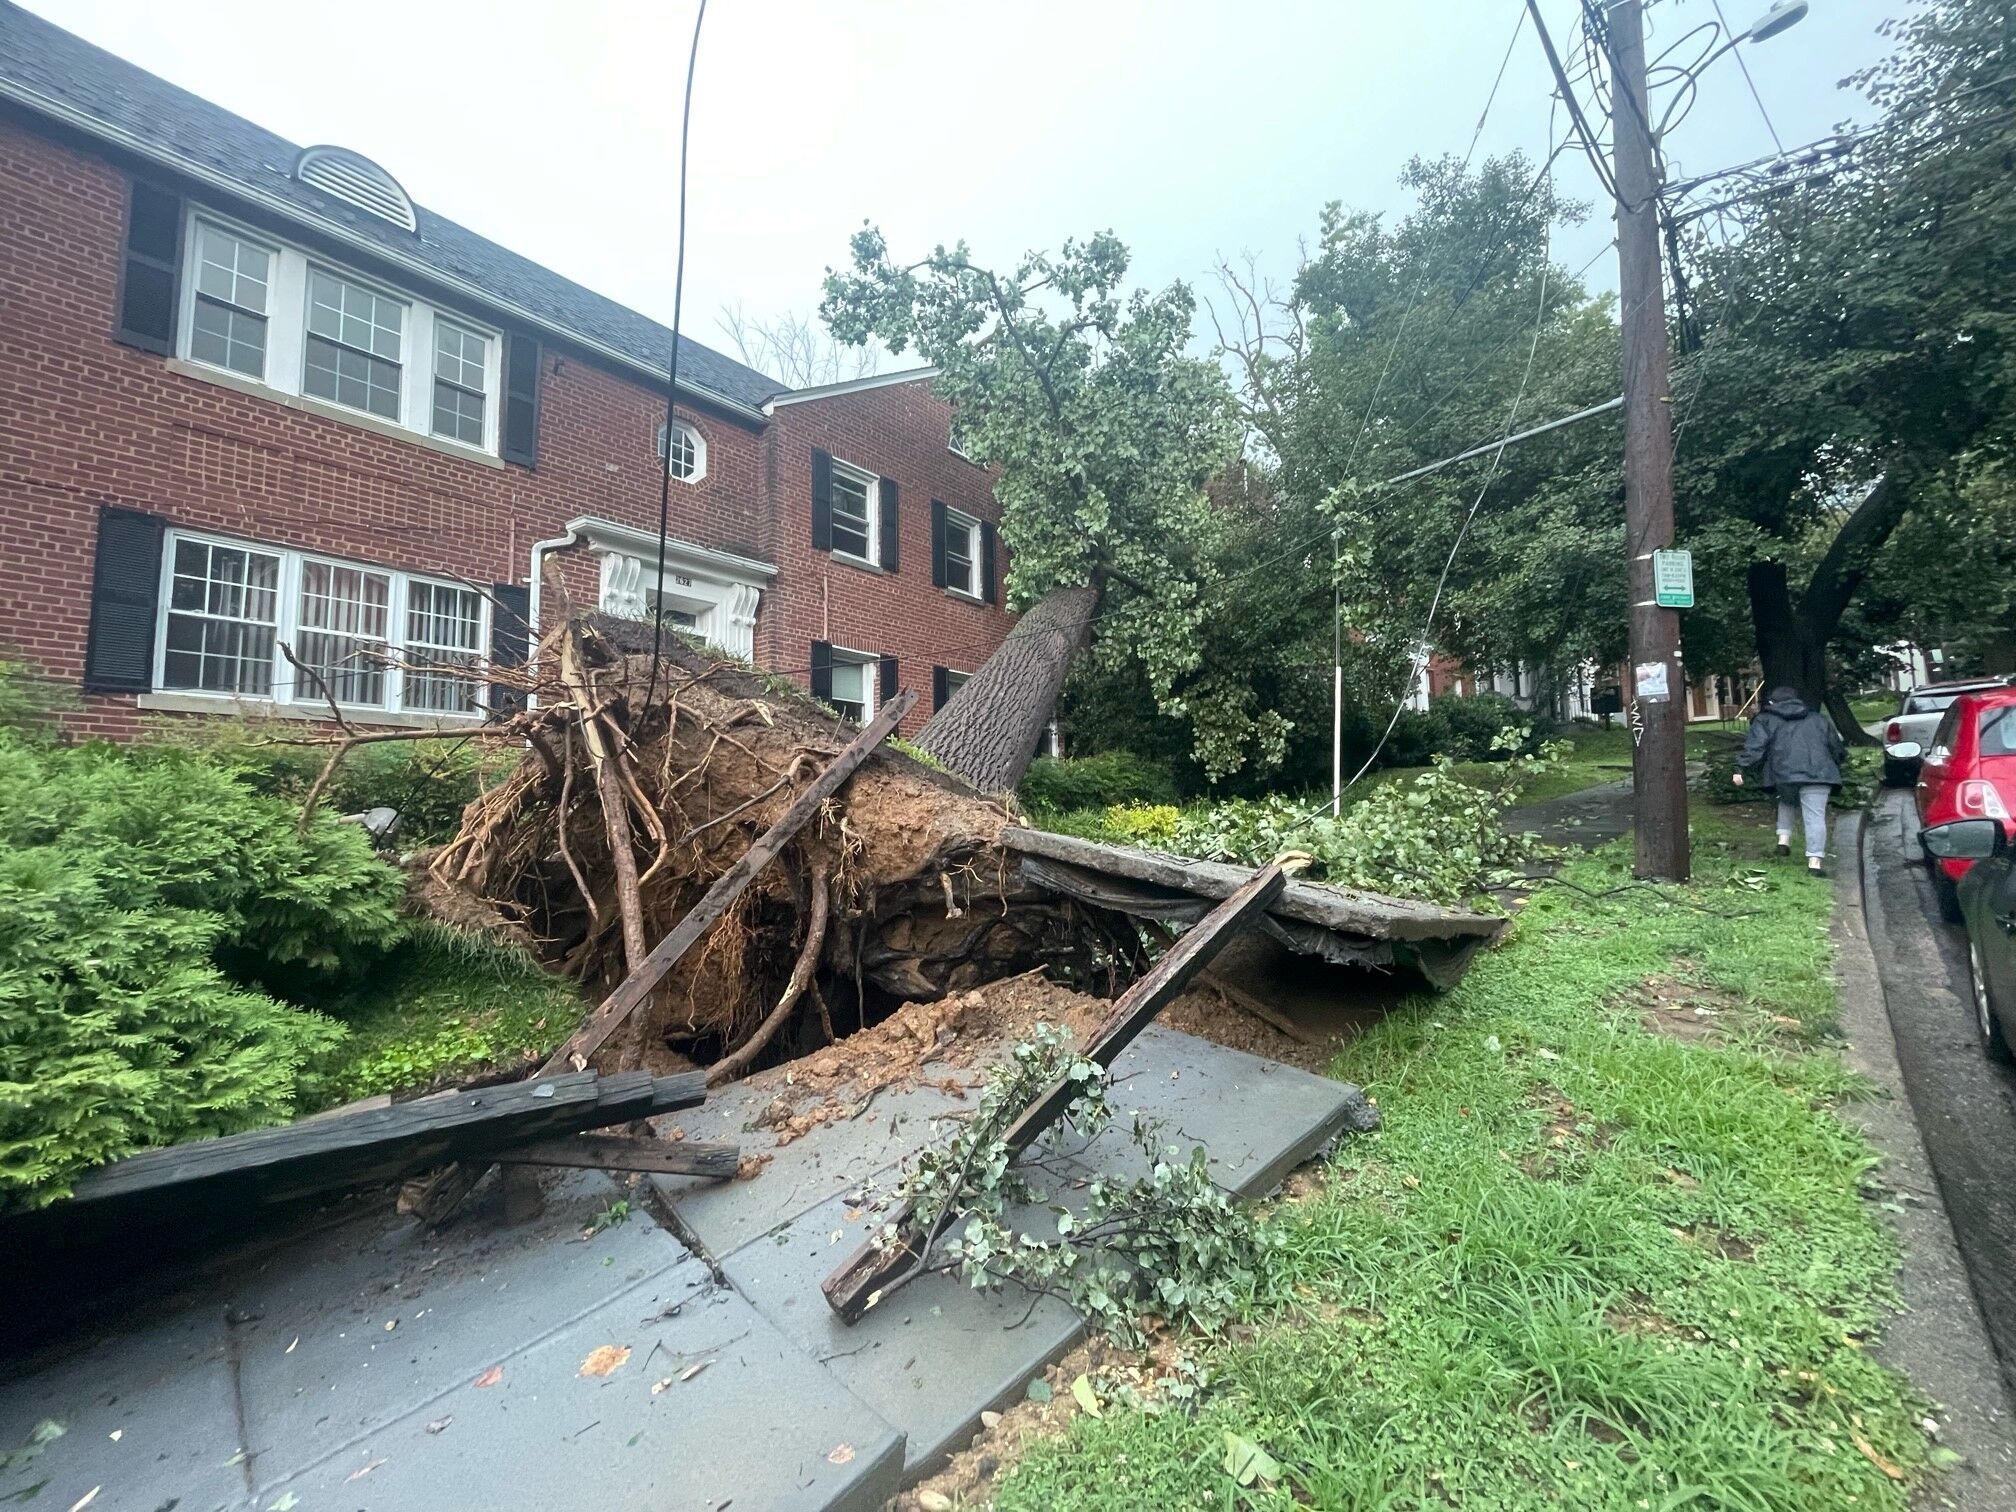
top-left (0, 2), bottom-right (1013, 742)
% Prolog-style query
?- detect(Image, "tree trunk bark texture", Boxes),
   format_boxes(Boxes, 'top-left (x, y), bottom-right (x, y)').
top-left (914, 582), bottom-right (1099, 793)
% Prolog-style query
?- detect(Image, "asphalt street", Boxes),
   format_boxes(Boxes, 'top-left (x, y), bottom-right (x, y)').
top-left (1864, 788), bottom-right (2016, 1393)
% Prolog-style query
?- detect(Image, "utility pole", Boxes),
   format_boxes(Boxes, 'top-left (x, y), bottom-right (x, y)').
top-left (1607, 0), bottom-right (1691, 881)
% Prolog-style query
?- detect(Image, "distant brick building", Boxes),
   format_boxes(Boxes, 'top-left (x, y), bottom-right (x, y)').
top-left (0, 2), bottom-right (1011, 742)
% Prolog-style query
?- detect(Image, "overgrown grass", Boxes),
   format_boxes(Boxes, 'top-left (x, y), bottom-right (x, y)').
top-left (298, 923), bottom-right (582, 1107)
top-left (994, 808), bottom-right (1934, 1510)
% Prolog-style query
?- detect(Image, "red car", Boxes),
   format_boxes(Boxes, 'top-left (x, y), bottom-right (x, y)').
top-left (1911, 684), bottom-right (2016, 920)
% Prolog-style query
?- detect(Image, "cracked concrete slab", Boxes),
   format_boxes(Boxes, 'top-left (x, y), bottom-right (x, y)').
top-left (1072, 1024), bottom-right (1373, 1196)
top-left (650, 1074), bottom-right (976, 1256)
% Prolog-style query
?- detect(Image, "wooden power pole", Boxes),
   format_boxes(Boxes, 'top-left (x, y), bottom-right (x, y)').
top-left (1608, 0), bottom-right (1691, 881)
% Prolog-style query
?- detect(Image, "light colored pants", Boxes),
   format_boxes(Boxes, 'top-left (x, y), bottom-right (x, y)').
top-left (1776, 784), bottom-right (1830, 861)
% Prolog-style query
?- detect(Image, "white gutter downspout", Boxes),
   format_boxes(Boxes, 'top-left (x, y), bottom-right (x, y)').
top-left (524, 525), bottom-right (581, 709)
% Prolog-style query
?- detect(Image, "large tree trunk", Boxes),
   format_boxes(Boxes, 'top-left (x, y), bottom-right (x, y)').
top-left (1746, 477), bottom-right (1911, 748)
top-left (914, 583), bottom-right (1099, 792)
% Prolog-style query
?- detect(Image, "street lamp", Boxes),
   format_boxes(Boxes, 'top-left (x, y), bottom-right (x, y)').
top-left (1657, 2), bottom-right (1808, 137)
top-left (1744, 2), bottom-right (1809, 43)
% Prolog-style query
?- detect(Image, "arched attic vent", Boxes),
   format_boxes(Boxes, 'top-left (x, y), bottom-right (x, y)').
top-left (294, 145), bottom-right (417, 232)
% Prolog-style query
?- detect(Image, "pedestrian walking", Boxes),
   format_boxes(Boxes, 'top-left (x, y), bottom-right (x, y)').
top-left (1732, 686), bottom-right (1847, 877)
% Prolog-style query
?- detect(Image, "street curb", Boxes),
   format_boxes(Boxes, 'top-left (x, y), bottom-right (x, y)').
top-left (1835, 806), bottom-right (2016, 1506)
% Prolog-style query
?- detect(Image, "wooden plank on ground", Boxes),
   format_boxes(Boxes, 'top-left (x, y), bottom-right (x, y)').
top-left (494, 1134), bottom-right (739, 1180)
top-left (56, 1071), bottom-right (704, 1209)
top-left (1001, 826), bottom-right (1505, 943)
top-left (821, 862), bottom-right (1288, 1324)
top-left (542, 688), bottom-right (918, 1074)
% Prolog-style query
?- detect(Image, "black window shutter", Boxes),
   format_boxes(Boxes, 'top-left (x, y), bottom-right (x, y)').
top-left (810, 640), bottom-right (833, 703)
top-left (980, 521), bottom-right (999, 605)
top-left (930, 500), bottom-right (948, 589)
top-left (115, 180), bottom-right (182, 355)
top-left (878, 478), bottom-right (900, 571)
top-left (932, 664), bottom-right (950, 711)
top-left (878, 654), bottom-right (898, 704)
top-left (811, 449), bottom-right (834, 551)
top-left (488, 581), bottom-right (531, 715)
top-left (501, 334), bottom-right (540, 466)
top-left (83, 506), bottom-right (166, 692)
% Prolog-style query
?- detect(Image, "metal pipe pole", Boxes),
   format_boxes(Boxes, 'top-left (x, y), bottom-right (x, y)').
top-left (1609, 0), bottom-right (1691, 880)
top-left (1331, 530), bottom-right (1343, 818)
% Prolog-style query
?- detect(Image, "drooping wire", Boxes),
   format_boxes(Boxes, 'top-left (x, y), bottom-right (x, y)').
top-left (1708, 0), bottom-right (1785, 154)
top-left (643, 0), bottom-right (709, 716)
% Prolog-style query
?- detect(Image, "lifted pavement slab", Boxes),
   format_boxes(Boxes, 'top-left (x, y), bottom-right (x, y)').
top-left (1839, 806), bottom-right (2016, 1507)
top-left (694, 1025), bottom-right (1370, 1480)
top-left (0, 1170), bottom-right (904, 1512)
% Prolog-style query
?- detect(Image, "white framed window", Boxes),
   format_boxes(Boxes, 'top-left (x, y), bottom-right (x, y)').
top-left (162, 537), bottom-right (282, 695)
top-left (176, 208), bottom-right (500, 454)
top-left (827, 647), bottom-right (877, 723)
top-left (189, 222), bottom-right (272, 379)
top-left (431, 319), bottom-right (490, 445)
top-left (943, 509), bottom-right (980, 598)
top-left (154, 528), bottom-right (489, 718)
top-left (303, 267), bottom-right (404, 419)
top-left (829, 460), bottom-right (877, 562)
top-left (657, 420), bottom-right (708, 483)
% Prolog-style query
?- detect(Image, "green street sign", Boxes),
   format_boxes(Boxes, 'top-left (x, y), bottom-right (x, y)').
top-left (1653, 548), bottom-right (1694, 609)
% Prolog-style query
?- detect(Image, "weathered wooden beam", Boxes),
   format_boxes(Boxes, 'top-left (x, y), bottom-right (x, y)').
top-left (821, 863), bottom-right (1288, 1324)
top-left (494, 1135), bottom-right (739, 1180)
top-left (53, 1071), bottom-right (704, 1209)
top-left (542, 688), bottom-right (918, 1075)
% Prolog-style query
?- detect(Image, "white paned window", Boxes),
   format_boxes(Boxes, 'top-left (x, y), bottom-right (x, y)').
top-left (162, 538), bottom-right (281, 695)
top-left (404, 580), bottom-right (487, 713)
top-left (432, 320), bottom-right (489, 445)
top-left (944, 511), bottom-right (979, 597)
top-left (830, 462), bottom-right (875, 561)
top-left (658, 421), bottom-right (707, 482)
top-left (304, 268), bottom-right (404, 419)
top-left (189, 222), bottom-right (270, 378)
top-left (296, 560), bottom-right (391, 705)
top-left (828, 653), bottom-right (874, 723)
top-left (153, 530), bottom-right (488, 719)
top-left (174, 209), bottom-right (501, 453)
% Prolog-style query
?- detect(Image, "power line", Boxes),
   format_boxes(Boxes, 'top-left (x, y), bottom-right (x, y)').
top-left (643, 0), bottom-right (710, 715)
top-left (1708, 0), bottom-right (1785, 154)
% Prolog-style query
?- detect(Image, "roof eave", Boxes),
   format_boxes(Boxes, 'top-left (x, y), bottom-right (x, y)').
top-left (764, 366), bottom-right (939, 411)
top-left (0, 76), bottom-right (770, 426)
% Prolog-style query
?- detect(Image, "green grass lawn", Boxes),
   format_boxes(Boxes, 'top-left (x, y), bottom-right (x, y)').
top-left (298, 923), bottom-right (582, 1108)
top-left (1850, 694), bottom-right (1896, 729)
top-left (992, 807), bottom-right (1937, 1510)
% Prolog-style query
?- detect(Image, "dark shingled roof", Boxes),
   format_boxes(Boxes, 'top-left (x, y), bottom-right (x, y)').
top-left (0, 0), bottom-right (788, 414)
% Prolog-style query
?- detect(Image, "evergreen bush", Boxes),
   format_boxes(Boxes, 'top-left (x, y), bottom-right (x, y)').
top-left (1018, 751), bottom-right (1179, 813)
top-left (0, 729), bottom-right (405, 1209)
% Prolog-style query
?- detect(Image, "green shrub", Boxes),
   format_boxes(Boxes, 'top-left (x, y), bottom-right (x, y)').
top-left (1168, 727), bottom-right (1562, 906)
top-left (152, 721), bottom-right (501, 844)
top-left (0, 731), bottom-right (407, 1208)
top-left (1383, 692), bottom-right (1545, 768)
top-left (1100, 802), bottom-right (1183, 846)
top-left (1019, 751), bottom-right (1178, 813)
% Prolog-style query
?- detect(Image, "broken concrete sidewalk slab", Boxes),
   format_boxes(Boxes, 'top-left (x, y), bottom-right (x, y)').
top-left (1084, 1024), bottom-right (1377, 1195)
top-left (259, 1265), bottom-right (903, 1512)
top-left (650, 1071), bottom-right (977, 1256)
top-left (677, 1025), bottom-right (1364, 1481)
top-left (0, 1170), bottom-right (905, 1512)
top-left (727, 1177), bottom-right (1091, 1477)
top-left (0, 1301), bottom-right (249, 1512)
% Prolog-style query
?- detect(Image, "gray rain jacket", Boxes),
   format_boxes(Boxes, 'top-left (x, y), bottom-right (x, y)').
top-left (1736, 689), bottom-right (1847, 791)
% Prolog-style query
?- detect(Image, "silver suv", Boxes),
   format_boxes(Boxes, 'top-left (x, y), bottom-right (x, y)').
top-left (1882, 679), bottom-right (2011, 786)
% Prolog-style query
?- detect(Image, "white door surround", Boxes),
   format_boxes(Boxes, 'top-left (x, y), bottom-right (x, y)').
top-left (569, 516), bottom-right (775, 664)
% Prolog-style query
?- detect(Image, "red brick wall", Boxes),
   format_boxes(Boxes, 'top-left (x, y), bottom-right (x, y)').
top-left (759, 381), bottom-right (1014, 737)
top-left (0, 116), bottom-right (762, 736)
top-left (0, 117), bottom-right (1016, 744)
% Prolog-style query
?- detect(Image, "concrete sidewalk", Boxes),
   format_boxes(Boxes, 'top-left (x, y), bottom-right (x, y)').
top-left (1833, 807), bottom-right (2016, 1507)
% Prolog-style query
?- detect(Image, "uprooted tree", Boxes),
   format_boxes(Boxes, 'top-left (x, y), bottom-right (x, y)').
top-left (820, 229), bottom-right (1243, 791)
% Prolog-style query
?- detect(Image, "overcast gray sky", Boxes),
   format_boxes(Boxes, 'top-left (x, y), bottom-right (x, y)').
top-left (26, 0), bottom-right (1905, 372)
